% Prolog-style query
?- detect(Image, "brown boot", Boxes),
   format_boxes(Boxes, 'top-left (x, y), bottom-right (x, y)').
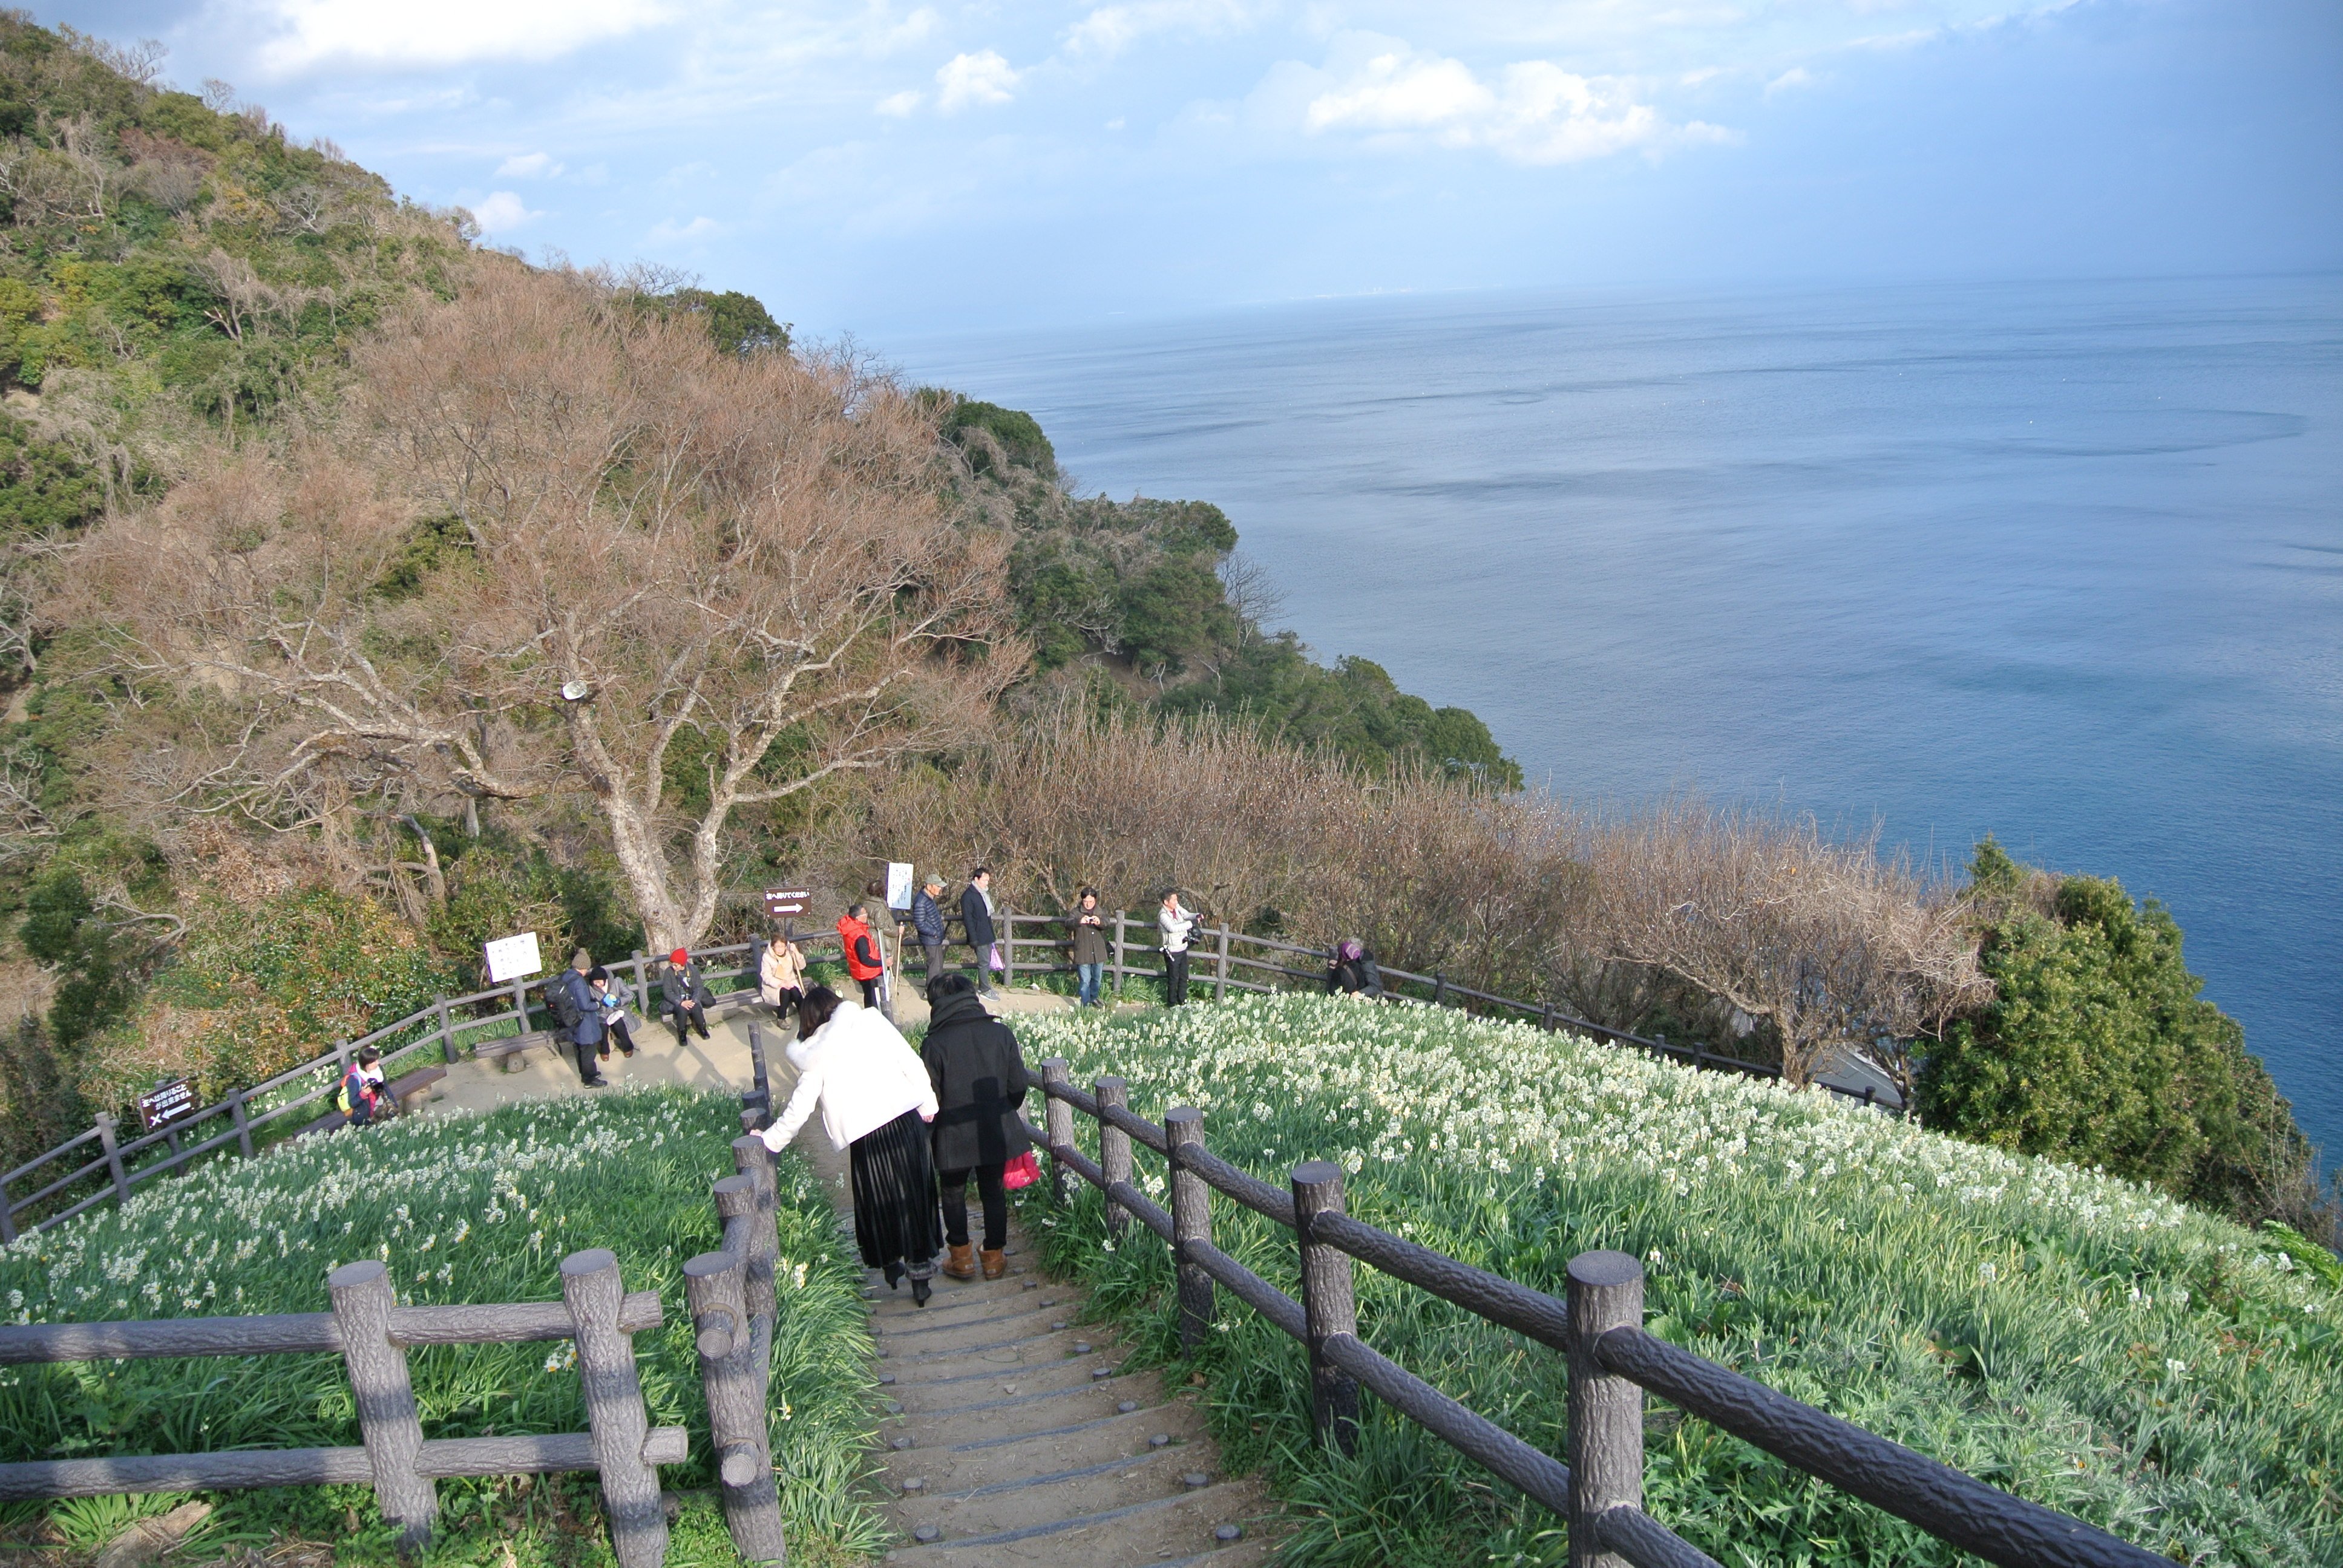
top-left (942, 1244), bottom-right (977, 1281)
top-left (980, 1247), bottom-right (1007, 1281)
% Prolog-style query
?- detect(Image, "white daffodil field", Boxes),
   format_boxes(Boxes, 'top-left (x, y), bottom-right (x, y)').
top-left (0, 1086), bottom-right (888, 1566)
top-left (1013, 995), bottom-right (2339, 1568)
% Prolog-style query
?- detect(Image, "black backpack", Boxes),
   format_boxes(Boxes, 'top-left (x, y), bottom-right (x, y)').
top-left (543, 975), bottom-right (583, 1031)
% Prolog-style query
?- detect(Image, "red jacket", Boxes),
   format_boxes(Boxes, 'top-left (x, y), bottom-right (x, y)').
top-left (839, 913), bottom-right (884, 981)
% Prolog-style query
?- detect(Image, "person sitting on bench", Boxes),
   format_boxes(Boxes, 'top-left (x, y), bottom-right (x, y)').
top-left (662, 949), bottom-right (715, 1045)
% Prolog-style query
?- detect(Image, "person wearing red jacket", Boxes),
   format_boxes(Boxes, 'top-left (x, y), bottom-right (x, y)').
top-left (839, 903), bottom-right (885, 1011)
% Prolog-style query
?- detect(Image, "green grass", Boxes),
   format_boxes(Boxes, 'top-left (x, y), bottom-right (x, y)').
top-left (1010, 995), bottom-right (2340, 1568)
top-left (0, 1086), bottom-right (888, 1565)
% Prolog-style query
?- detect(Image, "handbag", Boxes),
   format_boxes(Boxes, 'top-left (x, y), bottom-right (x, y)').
top-left (1003, 1150), bottom-right (1040, 1191)
top-left (988, 941), bottom-right (1005, 973)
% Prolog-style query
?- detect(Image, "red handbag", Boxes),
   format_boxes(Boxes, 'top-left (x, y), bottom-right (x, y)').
top-left (1003, 1150), bottom-right (1041, 1191)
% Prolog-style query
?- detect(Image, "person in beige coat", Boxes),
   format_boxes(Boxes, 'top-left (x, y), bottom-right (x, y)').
top-left (758, 933), bottom-right (807, 1019)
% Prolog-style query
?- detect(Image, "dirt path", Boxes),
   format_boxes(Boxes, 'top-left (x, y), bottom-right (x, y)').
top-left (418, 987), bottom-right (1268, 1562)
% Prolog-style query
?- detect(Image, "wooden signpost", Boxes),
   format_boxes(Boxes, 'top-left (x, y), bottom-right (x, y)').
top-left (136, 1079), bottom-right (196, 1133)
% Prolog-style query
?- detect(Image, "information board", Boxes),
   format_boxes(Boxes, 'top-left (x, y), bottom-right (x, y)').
top-left (885, 861), bottom-right (913, 911)
top-left (484, 931), bottom-right (543, 984)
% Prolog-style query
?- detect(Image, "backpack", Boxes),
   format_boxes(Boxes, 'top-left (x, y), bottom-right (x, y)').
top-left (544, 973), bottom-right (583, 1031)
top-left (336, 1068), bottom-right (376, 1117)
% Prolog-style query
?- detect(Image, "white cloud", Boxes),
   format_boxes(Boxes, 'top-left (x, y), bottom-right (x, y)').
top-left (470, 191), bottom-right (543, 233)
top-left (644, 214), bottom-right (723, 246)
top-left (1065, 0), bottom-right (1253, 59)
top-left (876, 88), bottom-right (923, 116)
top-left (257, 0), bottom-right (670, 73)
top-left (495, 151), bottom-right (563, 178)
top-left (935, 50), bottom-right (1020, 113)
top-left (1765, 66), bottom-right (1817, 96)
top-left (1292, 41), bottom-right (1735, 165)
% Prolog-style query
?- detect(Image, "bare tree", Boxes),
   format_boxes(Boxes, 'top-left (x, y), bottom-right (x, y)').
top-left (1584, 799), bottom-right (1987, 1088)
top-left (61, 264), bottom-right (1024, 949)
top-left (1217, 550), bottom-right (1286, 643)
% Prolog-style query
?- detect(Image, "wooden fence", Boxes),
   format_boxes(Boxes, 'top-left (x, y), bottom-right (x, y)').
top-left (0, 935), bottom-right (847, 1241)
top-left (916, 906), bottom-right (1896, 1112)
top-left (1031, 1057), bottom-right (2164, 1568)
top-left (0, 1108), bottom-right (796, 1567)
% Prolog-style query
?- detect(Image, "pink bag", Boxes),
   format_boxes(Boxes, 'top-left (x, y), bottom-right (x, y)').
top-left (988, 941), bottom-right (1005, 973)
top-left (1003, 1151), bottom-right (1040, 1191)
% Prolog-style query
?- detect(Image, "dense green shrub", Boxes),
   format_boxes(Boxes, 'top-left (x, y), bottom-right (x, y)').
top-left (1919, 840), bottom-right (2322, 1233)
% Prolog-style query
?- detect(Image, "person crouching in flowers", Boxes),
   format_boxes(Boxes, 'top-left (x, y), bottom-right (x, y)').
top-left (1325, 938), bottom-right (1383, 998)
top-left (759, 985), bottom-right (945, 1304)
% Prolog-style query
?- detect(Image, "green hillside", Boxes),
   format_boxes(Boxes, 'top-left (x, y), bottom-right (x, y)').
top-left (1016, 995), bottom-right (2341, 1567)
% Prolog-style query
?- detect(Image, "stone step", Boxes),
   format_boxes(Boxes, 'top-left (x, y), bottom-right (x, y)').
top-left (890, 1438), bottom-right (1215, 1540)
top-left (880, 1321), bottom-right (1103, 1371)
top-left (886, 1477), bottom-right (1274, 1564)
top-left (886, 1345), bottom-right (1107, 1414)
top-left (871, 1299), bottom-right (1069, 1353)
top-left (883, 1366), bottom-right (1156, 1449)
top-left (880, 1397), bottom-right (1211, 1497)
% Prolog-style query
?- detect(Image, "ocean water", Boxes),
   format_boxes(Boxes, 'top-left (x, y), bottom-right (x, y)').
top-left (893, 275), bottom-right (2343, 1161)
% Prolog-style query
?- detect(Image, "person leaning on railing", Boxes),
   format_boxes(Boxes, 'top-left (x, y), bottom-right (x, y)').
top-left (1069, 887), bottom-right (1109, 1008)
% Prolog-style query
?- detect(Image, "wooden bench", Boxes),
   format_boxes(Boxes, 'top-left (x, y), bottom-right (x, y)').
top-left (474, 1030), bottom-right (561, 1074)
top-left (295, 1065), bottom-right (451, 1136)
top-left (388, 1064), bottom-right (445, 1111)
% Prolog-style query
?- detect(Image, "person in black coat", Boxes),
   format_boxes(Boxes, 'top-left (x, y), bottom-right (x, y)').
top-left (958, 866), bottom-right (998, 996)
top-left (920, 971), bottom-right (1029, 1281)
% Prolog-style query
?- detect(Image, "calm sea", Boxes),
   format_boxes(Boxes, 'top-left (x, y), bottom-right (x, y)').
top-left (893, 275), bottom-right (2343, 1161)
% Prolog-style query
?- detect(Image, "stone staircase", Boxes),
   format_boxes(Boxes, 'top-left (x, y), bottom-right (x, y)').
top-left (870, 1214), bottom-right (1275, 1565)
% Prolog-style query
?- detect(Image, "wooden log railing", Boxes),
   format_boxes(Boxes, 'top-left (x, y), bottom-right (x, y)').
top-left (0, 1255), bottom-right (684, 1566)
top-left (1, 933), bottom-right (849, 1241)
top-left (1029, 1058), bottom-right (2167, 1568)
top-left (928, 909), bottom-right (1895, 1113)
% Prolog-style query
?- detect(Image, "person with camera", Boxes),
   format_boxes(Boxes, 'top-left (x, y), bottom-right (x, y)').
top-left (1158, 889), bottom-right (1197, 1007)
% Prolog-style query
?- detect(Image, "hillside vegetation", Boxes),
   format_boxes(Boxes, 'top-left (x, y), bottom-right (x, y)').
top-left (1017, 995), bottom-right (2339, 1568)
top-left (0, 1085), bottom-right (885, 1564)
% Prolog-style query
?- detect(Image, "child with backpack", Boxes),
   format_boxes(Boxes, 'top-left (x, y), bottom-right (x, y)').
top-left (338, 1046), bottom-right (386, 1125)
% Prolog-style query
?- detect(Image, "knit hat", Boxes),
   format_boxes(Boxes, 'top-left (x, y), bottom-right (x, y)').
top-left (669, 948), bottom-right (690, 965)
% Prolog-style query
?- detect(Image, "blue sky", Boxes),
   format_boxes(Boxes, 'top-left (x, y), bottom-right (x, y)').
top-left (49, 1), bottom-right (2343, 337)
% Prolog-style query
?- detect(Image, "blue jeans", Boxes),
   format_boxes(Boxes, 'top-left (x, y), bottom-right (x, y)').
top-left (1076, 962), bottom-right (1103, 1007)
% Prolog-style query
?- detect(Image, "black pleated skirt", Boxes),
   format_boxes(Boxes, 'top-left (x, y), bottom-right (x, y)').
top-left (849, 1108), bottom-right (942, 1272)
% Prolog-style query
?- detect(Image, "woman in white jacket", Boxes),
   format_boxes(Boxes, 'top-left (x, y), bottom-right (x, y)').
top-left (759, 986), bottom-right (944, 1303)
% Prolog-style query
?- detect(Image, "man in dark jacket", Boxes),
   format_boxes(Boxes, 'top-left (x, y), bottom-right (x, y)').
top-left (661, 949), bottom-right (715, 1045)
top-left (909, 874), bottom-right (948, 985)
top-left (543, 960), bottom-right (607, 1086)
top-left (958, 867), bottom-right (998, 996)
top-left (920, 972), bottom-right (1029, 1280)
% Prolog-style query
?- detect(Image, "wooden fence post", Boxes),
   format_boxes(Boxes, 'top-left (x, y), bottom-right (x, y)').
top-left (729, 1134), bottom-right (782, 1326)
top-left (511, 978), bottom-right (531, 1034)
top-left (1112, 911), bottom-right (1128, 999)
top-left (0, 1180), bottom-right (15, 1246)
top-left (1214, 925), bottom-right (1230, 1001)
top-left (328, 1260), bottom-right (435, 1551)
top-left (1431, 974), bottom-right (1447, 1008)
top-left (560, 1249), bottom-right (669, 1568)
top-left (95, 1113), bottom-right (128, 1205)
top-left (1042, 1058), bottom-right (1074, 1207)
top-left (1291, 1160), bottom-right (1361, 1455)
top-left (684, 1249), bottom-right (787, 1564)
top-left (334, 1040), bottom-right (352, 1083)
top-left (1165, 1106), bottom-right (1214, 1351)
top-left (1095, 1076), bottom-right (1130, 1238)
top-left (1567, 1250), bottom-right (1646, 1568)
top-left (434, 996), bottom-right (457, 1063)
top-left (1540, 1002), bottom-right (1555, 1033)
top-left (741, 1024), bottom-right (772, 1129)
top-left (1002, 905), bottom-right (1015, 988)
top-left (229, 1088), bottom-right (254, 1159)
